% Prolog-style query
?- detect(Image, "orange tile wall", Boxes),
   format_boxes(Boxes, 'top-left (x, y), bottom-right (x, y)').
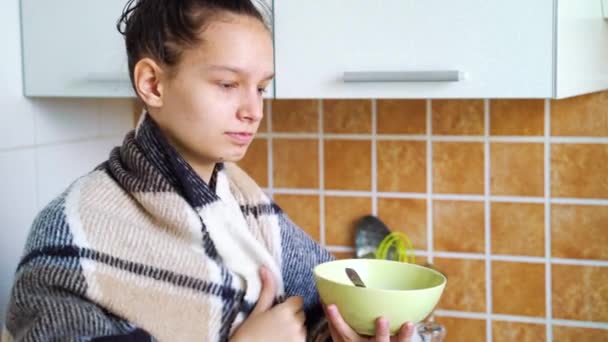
top-left (238, 93), bottom-right (608, 341)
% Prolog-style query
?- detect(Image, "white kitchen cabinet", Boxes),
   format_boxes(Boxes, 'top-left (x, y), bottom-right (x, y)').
top-left (21, 0), bottom-right (133, 97)
top-left (274, 0), bottom-right (608, 99)
top-left (20, 0), bottom-right (274, 98)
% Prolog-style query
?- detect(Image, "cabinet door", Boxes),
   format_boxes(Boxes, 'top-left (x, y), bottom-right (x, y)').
top-left (274, 0), bottom-right (554, 99)
top-left (22, 0), bottom-right (132, 97)
top-left (21, 0), bottom-right (274, 98)
top-left (555, 0), bottom-right (608, 98)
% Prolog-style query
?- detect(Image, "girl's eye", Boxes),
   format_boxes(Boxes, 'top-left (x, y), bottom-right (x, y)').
top-left (219, 82), bottom-right (237, 89)
top-left (257, 87), bottom-right (268, 94)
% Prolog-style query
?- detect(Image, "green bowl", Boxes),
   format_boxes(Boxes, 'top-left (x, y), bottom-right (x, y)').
top-left (313, 258), bottom-right (446, 336)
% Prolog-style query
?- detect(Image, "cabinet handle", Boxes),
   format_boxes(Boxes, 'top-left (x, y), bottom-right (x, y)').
top-left (84, 73), bottom-right (131, 84)
top-left (343, 70), bottom-right (465, 83)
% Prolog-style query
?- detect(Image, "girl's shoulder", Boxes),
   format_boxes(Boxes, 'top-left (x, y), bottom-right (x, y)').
top-left (24, 167), bottom-right (120, 254)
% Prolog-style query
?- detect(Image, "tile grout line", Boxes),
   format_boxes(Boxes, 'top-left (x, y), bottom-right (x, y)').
top-left (551, 257), bottom-right (608, 267)
top-left (319, 100), bottom-right (326, 246)
top-left (320, 245), bottom-right (608, 266)
top-left (484, 99), bottom-right (493, 342)
top-left (266, 101), bottom-right (274, 197)
top-left (269, 188), bottom-right (608, 205)
top-left (426, 99), bottom-right (434, 265)
top-left (550, 198), bottom-right (608, 205)
top-left (0, 135), bottom-right (128, 153)
top-left (433, 310), bottom-right (608, 330)
top-left (33, 98), bottom-right (40, 210)
top-left (545, 98), bottom-right (553, 342)
top-left (33, 145), bottom-right (41, 209)
top-left (371, 99), bottom-right (378, 216)
top-left (551, 319), bottom-right (608, 330)
top-left (96, 100), bottom-right (104, 138)
top-left (255, 133), bottom-right (608, 144)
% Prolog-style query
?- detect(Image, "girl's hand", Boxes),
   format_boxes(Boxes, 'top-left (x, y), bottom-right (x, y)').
top-left (230, 267), bottom-right (306, 342)
top-left (325, 304), bottom-right (415, 342)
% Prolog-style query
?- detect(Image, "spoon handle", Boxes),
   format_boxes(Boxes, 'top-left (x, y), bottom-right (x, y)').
top-left (345, 268), bottom-right (366, 288)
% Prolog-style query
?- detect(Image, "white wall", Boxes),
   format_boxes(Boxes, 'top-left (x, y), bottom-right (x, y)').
top-left (0, 0), bottom-right (133, 325)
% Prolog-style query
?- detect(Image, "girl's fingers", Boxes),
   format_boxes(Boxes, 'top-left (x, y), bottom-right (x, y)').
top-left (374, 317), bottom-right (390, 342)
top-left (326, 304), bottom-right (359, 341)
top-left (396, 322), bottom-right (415, 342)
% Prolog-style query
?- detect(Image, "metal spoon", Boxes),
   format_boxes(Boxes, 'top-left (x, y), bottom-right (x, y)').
top-left (345, 268), bottom-right (366, 288)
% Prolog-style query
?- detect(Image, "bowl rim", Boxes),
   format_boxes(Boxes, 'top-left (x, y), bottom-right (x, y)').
top-left (313, 258), bottom-right (447, 293)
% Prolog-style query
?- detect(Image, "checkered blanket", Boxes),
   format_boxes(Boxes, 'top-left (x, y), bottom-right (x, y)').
top-left (3, 114), bottom-right (333, 341)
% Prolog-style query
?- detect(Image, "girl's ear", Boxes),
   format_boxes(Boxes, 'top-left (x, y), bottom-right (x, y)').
top-left (133, 58), bottom-right (166, 108)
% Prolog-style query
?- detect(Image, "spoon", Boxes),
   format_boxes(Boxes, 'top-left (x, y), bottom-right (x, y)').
top-left (355, 215), bottom-right (391, 259)
top-left (345, 268), bottom-right (366, 288)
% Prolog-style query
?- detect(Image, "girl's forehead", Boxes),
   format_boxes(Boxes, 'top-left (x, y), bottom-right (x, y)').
top-left (200, 14), bottom-right (270, 44)
top-left (182, 18), bottom-right (273, 75)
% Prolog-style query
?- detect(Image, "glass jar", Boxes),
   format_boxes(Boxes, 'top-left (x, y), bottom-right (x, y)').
top-left (417, 321), bottom-right (446, 342)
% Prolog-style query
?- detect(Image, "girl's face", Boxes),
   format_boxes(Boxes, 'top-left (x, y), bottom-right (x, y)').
top-left (151, 13), bottom-right (273, 175)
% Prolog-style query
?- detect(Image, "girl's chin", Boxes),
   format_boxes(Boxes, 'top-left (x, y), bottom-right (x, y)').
top-left (218, 146), bottom-right (250, 163)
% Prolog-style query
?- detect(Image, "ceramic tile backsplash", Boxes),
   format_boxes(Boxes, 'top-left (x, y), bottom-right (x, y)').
top-left (36, 138), bottom-right (123, 207)
top-left (490, 143), bottom-right (544, 196)
top-left (492, 321), bottom-right (546, 342)
top-left (435, 317), bottom-right (486, 342)
top-left (324, 196), bottom-right (371, 246)
top-left (551, 204), bottom-right (608, 260)
top-left (257, 104), bottom-right (268, 134)
top-left (552, 326), bottom-right (608, 342)
top-left (323, 100), bottom-right (372, 134)
top-left (433, 200), bottom-right (485, 253)
top-left (237, 138), bottom-right (268, 188)
top-left (432, 99), bottom-right (485, 135)
top-left (376, 99), bottom-right (427, 134)
top-left (377, 198), bottom-right (427, 252)
top-left (492, 261), bottom-right (546, 317)
top-left (271, 99), bottom-right (317, 133)
top-left (0, 98), bottom-right (35, 149)
top-left (491, 202), bottom-right (545, 256)
top-left (433, 257), bottom-right (486, 312)
top-left (552, 264), bottom-right (608, 322)
top-left (273, 194), bottom-right (320, 241)
top-left (551, 143), bottom-right (608, 199)
top-left (433, 142), bottom-right (484, 194)
top-left (490, 99), bottom-right (545, 136)
top-left (237, 94), bottom-right (608, 341)
top-left (377, 141), bottom-right (426, 193)
top-left (324, 140), bottom-right (371, 191)
top-left (551, 92), bottom-right (608, 137)
top-left (272, 138), bottom-right (318, 188)
top-left (99, 99), bottom-right (137, 137)
top-left (332, 251), bottom-right (356, 260)
top-left (0, 149), bottom-right (38, 323)
top-left (32, 98), bottom-right (101, 144)
top-left (2, 91), bottom-right (604, 337)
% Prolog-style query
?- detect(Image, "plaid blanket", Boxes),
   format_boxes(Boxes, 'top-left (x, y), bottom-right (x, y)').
top-left (3, 114), bottom-right (333, 341)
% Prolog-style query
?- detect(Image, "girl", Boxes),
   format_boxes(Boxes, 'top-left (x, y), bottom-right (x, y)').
top-left (3, 1), bottom-right (415, 341)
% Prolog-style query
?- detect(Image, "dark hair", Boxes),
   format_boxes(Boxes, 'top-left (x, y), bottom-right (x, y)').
top-left (117, 0), bottom-right (271, 91)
